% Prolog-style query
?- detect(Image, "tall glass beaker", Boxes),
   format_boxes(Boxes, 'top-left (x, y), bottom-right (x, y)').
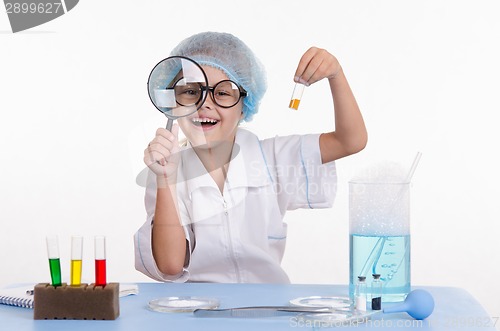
top-left (349, 180), bottom-right (411, 303)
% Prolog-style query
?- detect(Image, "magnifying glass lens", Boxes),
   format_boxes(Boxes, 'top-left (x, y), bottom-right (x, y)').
top-left (147, 56), bottom-right (208, 130)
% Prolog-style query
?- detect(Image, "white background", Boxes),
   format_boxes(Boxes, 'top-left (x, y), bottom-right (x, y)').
top-left (1, 0), bottom-right (499, 325)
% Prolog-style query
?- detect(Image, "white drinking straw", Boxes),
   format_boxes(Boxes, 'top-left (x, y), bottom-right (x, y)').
top-left (405, 152), bottom-right (422, 182)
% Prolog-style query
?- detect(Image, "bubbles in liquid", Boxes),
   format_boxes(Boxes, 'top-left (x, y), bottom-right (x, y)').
top-left (349, 161), bottom-right (412, 303)
top-left (349, 161), bottom-right (410, 236)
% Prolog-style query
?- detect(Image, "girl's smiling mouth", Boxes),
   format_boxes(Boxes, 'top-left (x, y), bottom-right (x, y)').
top-left (191, 117), bottom-right (220, 130)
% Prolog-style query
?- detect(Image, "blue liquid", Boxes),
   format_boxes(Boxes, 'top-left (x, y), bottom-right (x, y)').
top-left (349, 234), bottom-right (410, 302)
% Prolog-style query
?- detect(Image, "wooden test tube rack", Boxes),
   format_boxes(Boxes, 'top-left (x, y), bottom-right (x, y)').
top-left (33, 283), bottom-right (119, 320)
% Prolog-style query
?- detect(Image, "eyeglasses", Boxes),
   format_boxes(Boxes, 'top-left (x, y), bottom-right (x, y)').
top-left (171, 78), bottom-right (247, 109)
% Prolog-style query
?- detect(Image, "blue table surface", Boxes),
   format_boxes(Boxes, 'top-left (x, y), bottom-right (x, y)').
top-left (0, 283), bottom-right (496, 331)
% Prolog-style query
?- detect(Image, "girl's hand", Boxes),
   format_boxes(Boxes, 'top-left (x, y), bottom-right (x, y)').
top-left (144, 124), bottom-right (181, 182)
top-left (294, 47), bottom-right (342, 86)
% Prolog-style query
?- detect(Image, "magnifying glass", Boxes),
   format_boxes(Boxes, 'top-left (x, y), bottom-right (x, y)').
top-left (147, 56), bottom-right (208, 131)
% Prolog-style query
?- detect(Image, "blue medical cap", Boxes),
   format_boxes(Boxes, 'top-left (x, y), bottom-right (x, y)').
top-left (170, 32), bottom-right (267, 122)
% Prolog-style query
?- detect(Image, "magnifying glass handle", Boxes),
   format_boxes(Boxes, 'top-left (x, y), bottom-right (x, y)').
top-left (157, 118), bottom-right (174, 166)
top-left (166, 118), bottom-right (173, 131)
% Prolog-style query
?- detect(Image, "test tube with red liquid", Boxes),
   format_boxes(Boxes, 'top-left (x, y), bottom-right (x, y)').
top-left (94, 236), bottom-right (107, 286)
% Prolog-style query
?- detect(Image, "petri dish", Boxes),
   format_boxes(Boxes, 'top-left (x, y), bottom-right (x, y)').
top-left (289, 296), bottom-right (352, 310)
top-left (148, 296), bottom-right (220, 313)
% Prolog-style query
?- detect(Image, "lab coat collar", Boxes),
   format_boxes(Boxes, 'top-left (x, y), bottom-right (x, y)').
top-left (181, 128), bottom-right (272, 196)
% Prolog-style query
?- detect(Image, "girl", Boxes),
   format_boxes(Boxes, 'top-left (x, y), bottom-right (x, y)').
top-left (135, 31), bottom-right (367, 283)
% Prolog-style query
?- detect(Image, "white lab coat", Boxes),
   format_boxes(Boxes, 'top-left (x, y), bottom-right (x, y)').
top-left (134, 128), bottom-right (337, 283)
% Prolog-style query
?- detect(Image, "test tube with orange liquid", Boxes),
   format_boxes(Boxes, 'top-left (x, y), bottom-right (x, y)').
top-left (289, 83), bottom-right (305, 110)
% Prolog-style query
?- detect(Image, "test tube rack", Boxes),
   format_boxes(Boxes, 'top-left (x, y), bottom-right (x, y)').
top-left (33, 283), bottom-right (119, 320)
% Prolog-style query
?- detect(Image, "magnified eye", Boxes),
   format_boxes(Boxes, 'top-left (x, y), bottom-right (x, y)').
top-left (175, 84), bottom-right (202, 104)
top-left (177, 85), bottom-right (200, 95)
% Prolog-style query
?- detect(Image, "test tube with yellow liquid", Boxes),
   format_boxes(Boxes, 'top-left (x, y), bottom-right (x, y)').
top-left (70, 236), bottom-right (83, 286)
top-left (289, 83), bottom-right (305, 110)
